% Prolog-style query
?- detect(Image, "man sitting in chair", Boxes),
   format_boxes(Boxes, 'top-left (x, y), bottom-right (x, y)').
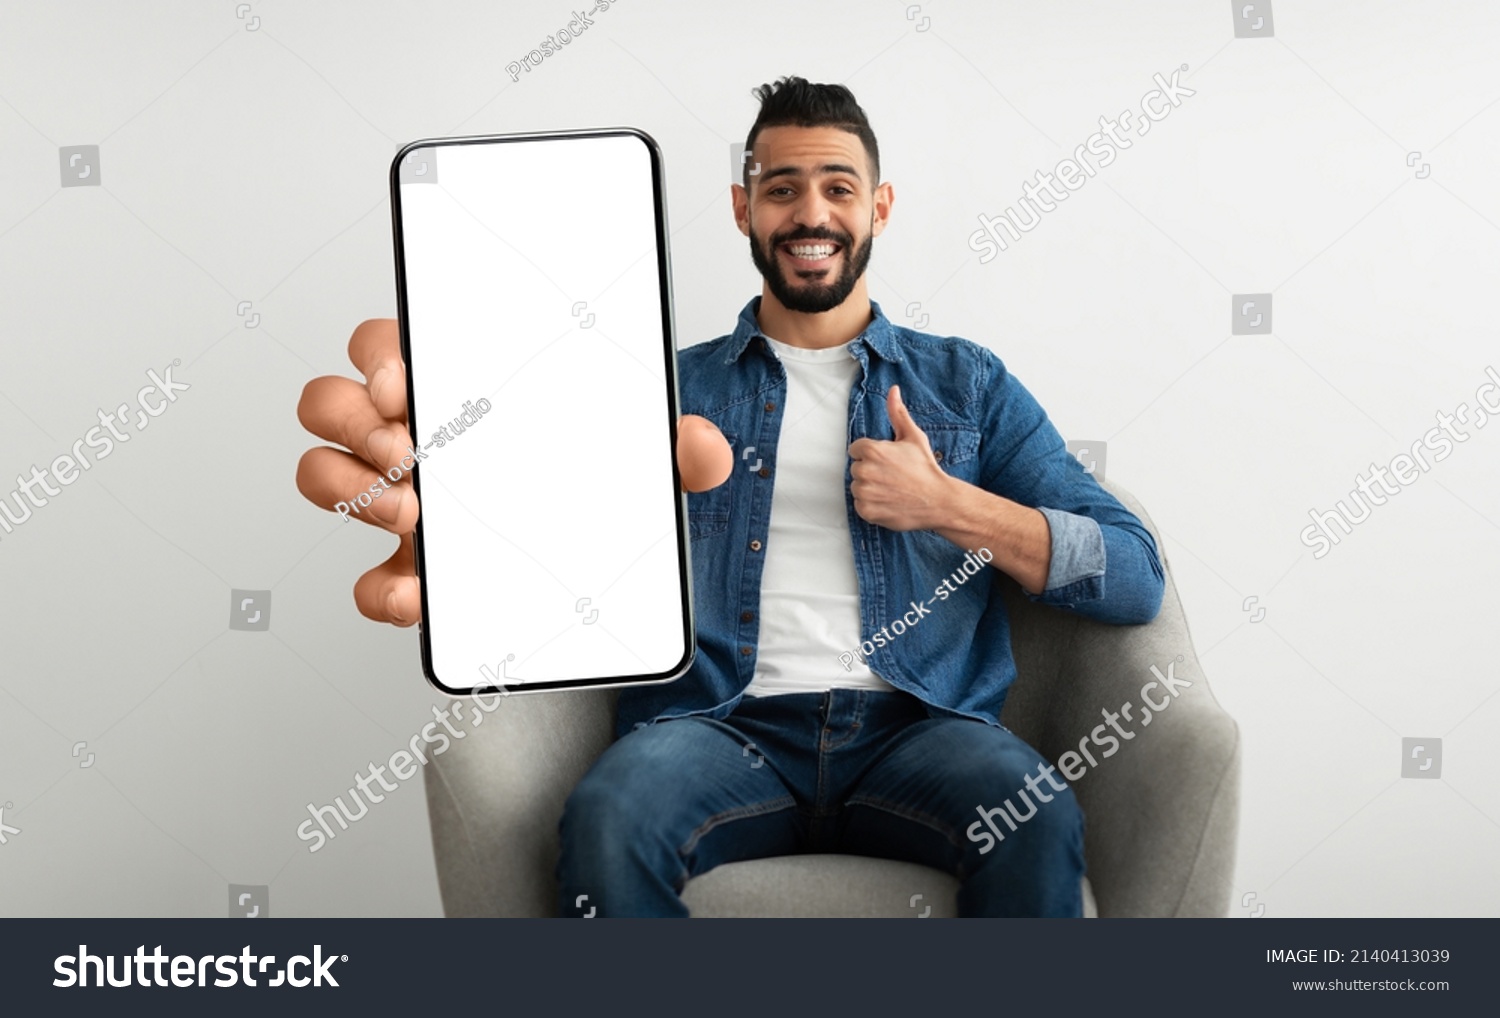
top-left (297, 75), bottom-right (1164, 917)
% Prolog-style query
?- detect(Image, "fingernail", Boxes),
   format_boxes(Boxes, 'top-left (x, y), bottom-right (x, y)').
top-left (371, 486), bottom-right (406, 526)
top-left (387, 590), bottom-right (407, 624)
top-left (370, 365), bottom-right (395, 406)
top-left (367, 426), bottom-right (395, 467)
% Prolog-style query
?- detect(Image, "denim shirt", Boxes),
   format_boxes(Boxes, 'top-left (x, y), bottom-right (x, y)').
top-left (615, 297), bottom-right (1165, 737)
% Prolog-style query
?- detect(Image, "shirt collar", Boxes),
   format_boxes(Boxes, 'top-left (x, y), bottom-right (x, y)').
top-left (719, 295), bottom-right (904, 365)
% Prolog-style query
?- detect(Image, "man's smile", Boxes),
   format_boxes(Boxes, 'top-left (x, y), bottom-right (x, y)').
top-left (779, 239), bottom-right (842, 270)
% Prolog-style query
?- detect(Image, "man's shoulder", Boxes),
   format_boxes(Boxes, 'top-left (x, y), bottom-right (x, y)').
top-left (885, 323), bottom-right (1014, 397)
top-left (677, 334), bottom-right (732, 366)
top-left (890, 323), bottom-right (998, 364)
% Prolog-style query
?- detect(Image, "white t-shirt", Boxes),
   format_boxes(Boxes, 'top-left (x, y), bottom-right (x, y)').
top-left (743, 334), bottom-right (896, 697)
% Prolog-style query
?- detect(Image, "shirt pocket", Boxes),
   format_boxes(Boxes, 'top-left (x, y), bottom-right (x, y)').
top-left (917, 422), bottom-right (981, 485)
top-left (687, 428), bottom-right (736, 540)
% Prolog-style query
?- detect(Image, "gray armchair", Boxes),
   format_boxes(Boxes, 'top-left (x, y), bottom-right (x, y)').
top-left (421, 479), bottom-right (1241, 917)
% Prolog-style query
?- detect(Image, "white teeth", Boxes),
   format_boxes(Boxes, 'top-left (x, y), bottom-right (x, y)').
top-left (787, 244), bottom-right (835, 258)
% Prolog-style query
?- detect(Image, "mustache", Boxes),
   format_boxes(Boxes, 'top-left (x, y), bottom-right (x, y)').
top-left (772, 230), bottom-right (847, 246)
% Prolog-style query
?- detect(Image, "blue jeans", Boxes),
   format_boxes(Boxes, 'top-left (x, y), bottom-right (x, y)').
top-left (556, 689), bottom-right (1085, 917)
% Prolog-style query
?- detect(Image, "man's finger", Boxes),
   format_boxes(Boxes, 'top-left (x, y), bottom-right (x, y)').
top-left (298, 375), bottom-right (414, 475)
top-left (296, 445), bottom-right (418, 532)
top-left (887, 384), bottom-right (929, 449)
top-left (353, 533), bottom-right (422, 626)
top-left (348, 318), bottom-right (408, 422)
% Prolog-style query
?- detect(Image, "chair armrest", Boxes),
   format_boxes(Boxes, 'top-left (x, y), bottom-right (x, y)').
top-left (1045, 576), bottom-right (1241, 916)
top-left (1001, 479), bottom-right (1241, 916)
top-left (423, 688), bottom-right (617, 916)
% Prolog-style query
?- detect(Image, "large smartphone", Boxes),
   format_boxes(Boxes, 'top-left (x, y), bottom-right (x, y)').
top-left (389, 128), bottom-right (694, 697)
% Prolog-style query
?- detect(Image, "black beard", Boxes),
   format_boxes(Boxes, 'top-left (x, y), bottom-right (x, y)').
top-left (749, 223), bottom-right (873, 314)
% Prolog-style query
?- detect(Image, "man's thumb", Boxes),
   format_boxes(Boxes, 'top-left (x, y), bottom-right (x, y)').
top-left (888, 385), bottom-right (927, 446)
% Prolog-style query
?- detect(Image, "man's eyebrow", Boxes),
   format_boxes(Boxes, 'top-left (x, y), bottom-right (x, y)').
top-left (757, 162), bottom-right (864, 184)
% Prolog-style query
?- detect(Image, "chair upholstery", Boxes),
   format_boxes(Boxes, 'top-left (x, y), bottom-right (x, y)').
top-left (422, 479), bottom-right (1240, 917)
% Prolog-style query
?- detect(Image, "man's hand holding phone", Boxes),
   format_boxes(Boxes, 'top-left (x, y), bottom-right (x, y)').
top-left (296, 318), bottom-right (731, 630)
top-left (297, 318), bottom-right (423, 627)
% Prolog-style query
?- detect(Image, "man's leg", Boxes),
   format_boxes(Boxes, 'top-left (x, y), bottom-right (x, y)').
top-left (837, 716), bottom-right (1085, 917)
top-left (556, 714), bottom-right (804, 917)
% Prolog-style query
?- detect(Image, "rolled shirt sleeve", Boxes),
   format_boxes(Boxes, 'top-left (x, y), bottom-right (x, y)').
top-left (1035, 505), bottom-right (1106, 601)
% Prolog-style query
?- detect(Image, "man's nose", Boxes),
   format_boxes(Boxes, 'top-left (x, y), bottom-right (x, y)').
top-left (791, 191), bottom-right (833, 228)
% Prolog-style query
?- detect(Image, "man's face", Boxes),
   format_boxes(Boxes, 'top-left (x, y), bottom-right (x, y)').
top-left (736, 125), bottom-right (888, 314)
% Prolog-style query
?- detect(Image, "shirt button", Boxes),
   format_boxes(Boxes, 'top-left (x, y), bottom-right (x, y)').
top-left (764, 401), bottom-right (776, 412)
top-left (740, 646), bottom-right (753, 656)
top-left (758, 467), bottom-right (770, 478)
top-left (741, 611), bottom-right (754, 622)
top-left (934, 450), bottom-right (944, 463)
top-left (749, 539), bottom-right (762, 552)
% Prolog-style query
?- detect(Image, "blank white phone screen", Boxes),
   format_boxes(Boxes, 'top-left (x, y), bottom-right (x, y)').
top-left (394, 131), bottom-right (690, 694)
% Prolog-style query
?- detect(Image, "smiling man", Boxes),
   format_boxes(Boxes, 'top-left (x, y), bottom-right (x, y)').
top-left (296, 75), bottom-right (1165, 918)
top-left (552, 76), bottom-right (1167, 917)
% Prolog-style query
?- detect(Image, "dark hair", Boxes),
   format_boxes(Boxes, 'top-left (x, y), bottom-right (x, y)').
top-left (742, 76), bottom-right (879, 192)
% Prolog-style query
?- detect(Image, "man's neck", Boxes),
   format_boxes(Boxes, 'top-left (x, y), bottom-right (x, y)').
top-left (755, 281), bottom-right (873, 350)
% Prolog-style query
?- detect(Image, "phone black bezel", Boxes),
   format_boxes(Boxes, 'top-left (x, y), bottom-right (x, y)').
top-left (389, 127), bottom-right (696, 698)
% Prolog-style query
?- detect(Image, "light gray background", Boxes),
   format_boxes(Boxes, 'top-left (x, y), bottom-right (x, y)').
top-left (1, 0), bottom-right (1496, 917)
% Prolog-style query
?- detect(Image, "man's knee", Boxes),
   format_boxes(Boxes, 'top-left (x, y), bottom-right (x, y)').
top-left (560, 719), bottom-right (719, 845)
top-left (562, 767), bottom-right (638, 838)
top-left (943, 731), bottom-right (1083, 851)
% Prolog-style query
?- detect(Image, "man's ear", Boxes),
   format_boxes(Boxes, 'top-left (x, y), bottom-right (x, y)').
top-left (731, 183), bottom-right (750, 237)
top-left (870, 180), bottom-right (894, 239)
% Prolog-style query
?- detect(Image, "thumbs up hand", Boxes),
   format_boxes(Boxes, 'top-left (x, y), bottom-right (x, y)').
top-left (848, 384), bottom-right (955, 531)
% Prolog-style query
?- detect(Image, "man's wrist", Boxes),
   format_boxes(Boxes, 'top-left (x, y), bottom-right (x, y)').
top-left (933, 473), bottom-right (986, 542)
top-left (933, 478), bottom-right (1051, 594)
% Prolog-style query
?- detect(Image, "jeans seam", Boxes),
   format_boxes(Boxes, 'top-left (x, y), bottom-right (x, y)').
top-left (822, 691), bottom-right (867, 751)
top-left (677, 795), bottom-right (797, 858)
